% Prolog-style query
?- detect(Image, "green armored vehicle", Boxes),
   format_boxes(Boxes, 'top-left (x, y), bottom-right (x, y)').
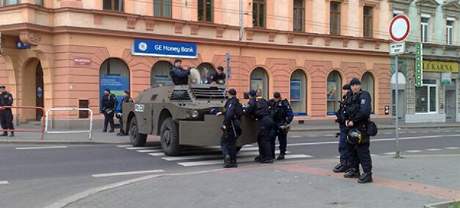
top-left (122, 84), bottom-right (257, 156)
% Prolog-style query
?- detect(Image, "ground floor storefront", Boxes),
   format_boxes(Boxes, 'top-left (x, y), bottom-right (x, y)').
top-left (0, 32), bottom-right (391, 122)
top-left (392, 57), bottom-right (460, 123)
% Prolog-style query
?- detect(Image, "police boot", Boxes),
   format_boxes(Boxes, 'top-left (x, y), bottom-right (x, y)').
top-left (1, 132), bottom-right (7, 136)
top-left (223, 155), bottom-right (233, 168)
top-left (254, 156), bottom-right (261, 162)
top-left (277, 153), bottom-right (285, 160)
top-left (333, 163), bottom-right (349, 173)
top-left (358, 172), bottom-right (373, 183)
top-left (344, 168), bottom-right (360, 178)
top-left (229, 159), bottom-right (238, 168)
top-left (9, 131), bottom-right (14, 137)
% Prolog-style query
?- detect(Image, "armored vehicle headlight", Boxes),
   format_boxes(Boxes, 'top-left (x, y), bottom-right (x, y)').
top-left (191, 110), bottom-right (199, 118)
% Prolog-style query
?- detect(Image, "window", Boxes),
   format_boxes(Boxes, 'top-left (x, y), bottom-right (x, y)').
top-left (415, 80), bottom-right (437, 113)
top-left (327, 71), bottom-right (342, 115)
top-left (330, 1), bottom-right (341, 35)
top-left (154, 0), bottom-right (172, 18)
top-left (0, 0), bottom-right (19, 6)
top-left (35, 0), bottom-right (43, 6)
top-left (421, 16), bottom-right (430, 43)
top-left (198, 0), bottom-right (213, 22)
top-left (363, 6), bottom-right (373, 38)
top-left (446, 20), bottom-right (454, 45)
top-left (250, 67), bottom-right (269, 99)
top-left (103, 0), bottom-right (123, 11)
top-left (293, 0), bottom-right (305, 32)
top-left (151, 61), bottom-right (173, 87)
top-left (253, 0), bottom-right (266, 28)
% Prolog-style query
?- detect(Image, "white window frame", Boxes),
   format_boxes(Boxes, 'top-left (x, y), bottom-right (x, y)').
top-left (446, 18), bottom-right (455, 45)
top-left (415, 80), bottom-right (438, 114)
top-left (421, 15), bottom-right (430, 43)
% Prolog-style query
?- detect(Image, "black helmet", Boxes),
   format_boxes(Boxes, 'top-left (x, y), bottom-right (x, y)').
top-left (347, 128), bottom-right (363, 144)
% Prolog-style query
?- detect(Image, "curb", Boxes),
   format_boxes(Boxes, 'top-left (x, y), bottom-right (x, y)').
top-left (290, 125), bottom-right (460, 132)
top-left (0, 140), bottom-right (130, 145)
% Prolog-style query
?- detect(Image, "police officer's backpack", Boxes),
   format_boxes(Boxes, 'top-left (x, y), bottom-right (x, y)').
top-left (366, 121), bottom-right (378, 136)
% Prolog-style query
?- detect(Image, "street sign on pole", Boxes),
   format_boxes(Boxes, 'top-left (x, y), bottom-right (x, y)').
top-left (389, 15), bottom-right (411, 159)
top-left (415, 42), bottom-right (423, 87)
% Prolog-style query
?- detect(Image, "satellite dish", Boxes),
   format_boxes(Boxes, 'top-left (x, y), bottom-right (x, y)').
top-left (189, 68), bottom-right (202, 84)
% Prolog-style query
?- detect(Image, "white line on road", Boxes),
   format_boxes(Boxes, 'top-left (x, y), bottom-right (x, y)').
top-left (92, 169), bottom-right (165, 178)
top-left (405, 150), bottom-right (422, 153)
top-left (426, 148), bottom-right (442, 151)
top-left (16, 146), bottom-right (68, 150)
top-left (384, 152), bottom-right (396, 155)
top-left (178, 154), bottom-right (312, 167)
top-left (289, 135), bottom-right (302, 138)
top-left (161, 151), bottom-right (289, 161)
top-left (126, 146), bottom-right (161, 150)
top-left (149, 152), bottom-right (165, 157)
top-left (445, 147), bottom-right (460, 150)
top-left (0, 181), bottom-right (9, 185)
top-left (137, 149), bottom-right (163, 153)
top-left (116, 145), bottom-right (132, 148)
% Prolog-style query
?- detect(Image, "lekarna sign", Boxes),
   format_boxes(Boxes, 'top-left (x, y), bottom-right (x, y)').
top-left (389, 15), bottom-right (411, 42)
top-left (390, 42), bottom-right (405, 55)
top-left (132, 39), bottom-right (197, 59)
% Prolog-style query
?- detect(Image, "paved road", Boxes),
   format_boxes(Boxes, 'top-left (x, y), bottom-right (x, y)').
top-left (0, 129), bottom-right (460, 208)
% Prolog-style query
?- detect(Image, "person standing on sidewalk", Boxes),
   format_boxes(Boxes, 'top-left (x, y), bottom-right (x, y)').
top-left (343, 78), bottom-right (373, 183)
top-left (116, 90), bottom-right (133, 136)
top-left (101, 89), bottom-right (116, 133)
top-left (218, 89), bottom-right (243, 168)
top-left (333, 84), bottom-right (352, 173)
top-left (269, 92), bottom-right (294, 160)
top-left (0, 85), bottom-right (14, 137)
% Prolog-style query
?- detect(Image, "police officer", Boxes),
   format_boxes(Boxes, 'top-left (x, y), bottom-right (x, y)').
top-left (170, 59), bottom-right (190, 85)
top-left (245, 90), bottom-right (276, 163)
top-left (269, 92), bottom-right (294, 160)
top-left (333, 84), bottom-right (352, 173)
top-left (101, 89), bottom-right (116, 133)
top-left (116, 90), bottom-right (133, 136)
top-left (343, 78), bottom-right (373, 183)
top-left (0, 86), bottom-right (14, 137)
top-left (218, 88), bottom-right (243, 168)
top-left (208, 66), bottom-right (226, 85)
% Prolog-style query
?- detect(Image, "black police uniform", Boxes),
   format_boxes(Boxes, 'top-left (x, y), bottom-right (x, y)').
top-left (334, 91), bottom-right (353, 172)
top-left (246, 97), bottom-right (276, 163)
top-left (101, 93), bottom-right (116, 132)
top-left (208, 72), bottom-right (226, 84)
top-left (170, 66), bottom-right (190, 85)
top-left (0, 91), bottom-right (14, 136)
top-left (117, 95), bottom-right (133, 136)
top-left (221, 97), bottom-right (243, 167)
top-left (269, 99), bottom-right (294, 158)
top-left (345, 90), bottom-right (373, 182)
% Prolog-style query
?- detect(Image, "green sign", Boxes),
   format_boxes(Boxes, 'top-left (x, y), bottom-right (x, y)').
top-left (415, 43), bottom-right (423, 87)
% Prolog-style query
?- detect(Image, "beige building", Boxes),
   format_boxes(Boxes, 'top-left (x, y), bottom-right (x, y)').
top-left (0, 0), bottom-right (391, 122)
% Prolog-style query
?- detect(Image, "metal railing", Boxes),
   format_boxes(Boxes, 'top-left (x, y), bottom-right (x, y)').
top-left (45, 107), bottom-right (93, 140)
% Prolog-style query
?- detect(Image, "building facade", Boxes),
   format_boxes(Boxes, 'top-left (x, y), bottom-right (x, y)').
top-left (0, 0), bottom-right (391, 122)
top-left (391, 0), bottom-right (460, 123)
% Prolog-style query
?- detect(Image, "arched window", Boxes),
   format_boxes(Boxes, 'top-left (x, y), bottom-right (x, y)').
top-left (197, 63), bottom-right (216, 84)
top-left (250, 67), bottom-right (269, 98)
top-left (99, 58), bottom-right (130, 110)
top-left (290, 69), bottom-right (307, 115)
top-left (151, 61), bottom-right (173, 87)
top-left (327, 71), bottom-right (342, 115)
top-left (362, 72), bottom-right (375, 112)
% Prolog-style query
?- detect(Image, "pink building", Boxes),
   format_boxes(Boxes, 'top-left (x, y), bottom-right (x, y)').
top-left (0, 0), bottom-right (391, 122)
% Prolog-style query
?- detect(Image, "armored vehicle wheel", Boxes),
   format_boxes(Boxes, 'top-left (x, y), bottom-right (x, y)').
top-left (160, 118), bottom-right (180, 156)
top-left (129, 118), bottom-right (147, 147)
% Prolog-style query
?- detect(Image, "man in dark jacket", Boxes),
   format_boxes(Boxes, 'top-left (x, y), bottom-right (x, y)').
top-left (343, 78), bottom-right (373, 183)
top-left (101, 89), bottom-right (116, 133)
top-left (170, 59), bottom-right (190, 85)
top-left (0, 86), bottom-right (14, 137)
top-left (116, 90), bottom-right (133, 136)
top-left (333, 84), bottom-right (353, 173)
top-left (269, 92), bottom-right (294, 160)
top-left (208, 66), bottom-right (226, 85)
top-left (245, 90), bottom-right (276, 163)
top-left (218, 88), bottom-right (243, 168)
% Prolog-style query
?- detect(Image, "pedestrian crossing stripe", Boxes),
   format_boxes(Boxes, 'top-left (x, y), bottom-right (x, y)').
top-left (177, 154), bottom-right (312, 167)
top-left (161, 150), bottom-right (289, 161)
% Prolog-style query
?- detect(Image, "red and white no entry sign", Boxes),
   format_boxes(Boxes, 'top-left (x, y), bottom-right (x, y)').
top-left (389, 15), bottom-right (411, 42)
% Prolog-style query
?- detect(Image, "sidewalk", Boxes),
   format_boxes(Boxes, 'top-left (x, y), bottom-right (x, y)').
top-left (63, 153), bottom-right (460, 208)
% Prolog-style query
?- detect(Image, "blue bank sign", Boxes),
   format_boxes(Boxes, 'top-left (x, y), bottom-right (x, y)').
top-left (132, 39), bottom-right (197, 59)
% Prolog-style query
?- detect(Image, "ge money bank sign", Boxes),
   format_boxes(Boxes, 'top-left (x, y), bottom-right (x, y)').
top-left (132, 39), bottom-right (197, 59)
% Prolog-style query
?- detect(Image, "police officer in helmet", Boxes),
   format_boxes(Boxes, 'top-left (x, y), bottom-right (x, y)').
top-left (333, 84), bottom-right (352, 173)
top-left (343, 78), bottom-right (373, 183)
top-left (245, 90), bottom-right (276, 163)
top-left (218, 88), bottom-right (243, 168)
top-left (269, 92), bottom-right (294, 160)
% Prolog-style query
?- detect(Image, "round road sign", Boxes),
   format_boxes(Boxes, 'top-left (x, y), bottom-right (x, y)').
top-left (389, 15), bottom-right (411, 42)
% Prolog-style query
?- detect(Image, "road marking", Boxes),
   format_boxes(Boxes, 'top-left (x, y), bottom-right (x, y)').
top-left (149, 152), bottom-right (165, 157)
top-left (426, 148), bottom-right (442, 151)
top-left (445, 147), bottom-right (460, 150)
top-left (161, 151), bottom-right (289, 161)
top-left (116, 145), bottom-right (132, 148)
top-left (0, 181), bottom-right (8, 185)
top-left (324, 134), bottom-right (335, 137)
top-left (178, 154), bottom-right (312, 167)
top-left (384, 152), bottom-right (396, 155)
top-left (137, 149), bottom-right (163, 153)
top-left (405, 150), bottom-right (422, 153)
top-left (289, 135), bottom-right (302, 138)
top-left (125, 146), bottom-right (161, 150)
top-left (92, 169), bottom-right (165, 178)
top-left (16, 146), bottom-right (67, 150)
